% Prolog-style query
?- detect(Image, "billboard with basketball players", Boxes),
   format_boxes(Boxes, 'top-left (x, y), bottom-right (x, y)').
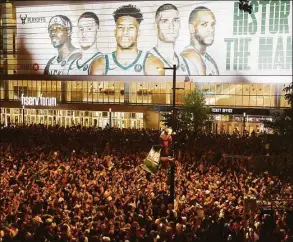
top-left (13, 0), bottom-right (292, 78)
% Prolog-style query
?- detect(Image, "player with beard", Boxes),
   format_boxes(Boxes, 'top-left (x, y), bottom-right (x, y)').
top-left (44, 15), bottom-right (81, 75)
top-left (90, 4), bottom-right (164, 75)
top-left (181, 6), bottom-right (219, 75)
top-left (149, 3), bottom-right (193, 76)
top-left (68, 12), bottom-right (103, 75)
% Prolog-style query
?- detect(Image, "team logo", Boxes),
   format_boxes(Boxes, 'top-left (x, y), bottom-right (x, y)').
top-left (19, 14), bottom-right (46, 24)
top-left (134, 64), bottom-right (143, 73)
top-left (33, 63), bottom-right (39, 71)
top-left (20, 63), bottom-right (40, 71)
top-left (61, 61), bottom-right (67, 67)
top-left (181, 64), bottom-right (186, 72)
top-left (83, 64), bottom-right (88, 71)
top-left (20, 14), bottom-right (28, 24)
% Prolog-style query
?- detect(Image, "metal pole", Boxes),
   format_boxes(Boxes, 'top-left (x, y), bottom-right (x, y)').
top-left (22, 106), bottom-right (25, 126)
top-left (109, 108), bottom-right (112, 128)
top-left (291, 82), bottom-right (293, 173)
top-left (243, 112), bottom-right (246, 136)
top-left (172, 64), bottom-right (176, 130)
top-left (169, 64), bottom-right (176, 205)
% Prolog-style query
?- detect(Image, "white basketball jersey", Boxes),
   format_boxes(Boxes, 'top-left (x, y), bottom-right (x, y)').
top-left (68, 52), bottom-right (103, 75)
top-left (105, 51), bottom-right (148, 75)
top-left (149, 47), bottom-right (191, 76)
top-left (45, 49), bottom-right (81, 75)
top-left (184, 45), bottom-right (219, 75)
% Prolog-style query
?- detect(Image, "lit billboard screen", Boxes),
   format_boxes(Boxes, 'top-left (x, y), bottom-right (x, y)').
top-left (15, 0), bottom-right (292, 77)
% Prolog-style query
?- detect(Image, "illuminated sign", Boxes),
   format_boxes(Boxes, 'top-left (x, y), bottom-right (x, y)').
top-left (14, 0), bottom-right (292, 77)
top-left (21, 94), bottom-right (57, 106)
top-left (20, 63), bottom-right (40, 71)
top-left (211, 108), bottom-right (233, 114)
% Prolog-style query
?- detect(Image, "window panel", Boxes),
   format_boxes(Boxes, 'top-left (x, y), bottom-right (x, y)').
top-left (229, 95), bottom-right (236, 106)
top-left (215, 83), bottom-right (222, 94)
top-left (243, 95), bottom-right (249, 107)
top-left (249, 95), bottom-right (257, 106)
top-left (264, 96), bottom-right (272, 107)
top-left (222, 83), bottom-right (230, 94)
top-left (216, 95), bottom-right (229, 106)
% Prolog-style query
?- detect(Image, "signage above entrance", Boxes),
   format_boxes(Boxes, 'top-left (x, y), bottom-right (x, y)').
top-left (211, 108), bottom-right (233, 114)
top-left (20, 94), bottom-right (57, 107)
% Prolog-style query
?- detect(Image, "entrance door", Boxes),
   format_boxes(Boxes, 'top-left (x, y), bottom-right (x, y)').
top-left (39, 116), bottom-right (44, 125)
top-left (93, 118), bottom-right (98, 127)
top-left (0, 113), bottom-right (4, 126)
top-left (103, 119), bottom-right (108, 128)
top-left (98, 118), bottom-right (103, 128)
top-left (65, 117), bottom-right (71, 127)
top-left (6, 115), bottom-right (10, 126)
top-left (72, 117), bottom-right (81, 126)
top-left (31, 116), bottom-right (36, 124)
top-left (84, 117), bottom-right (89, 127)
top-left (61, 117), bottom-right (65, 127)
top-left (130, 120), bottom-right (136, 129)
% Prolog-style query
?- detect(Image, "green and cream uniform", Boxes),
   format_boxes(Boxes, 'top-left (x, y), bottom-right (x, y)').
top-left (105, 50), bottom-right (149, 75)
top-left (149, 47), bottom-right (191, 75)
top-left (183, 45), bottom-right (219, 75)
top-left (44, 49), bottom-right (81, 75)
top-left (68, 52), bottom-right (103, 75)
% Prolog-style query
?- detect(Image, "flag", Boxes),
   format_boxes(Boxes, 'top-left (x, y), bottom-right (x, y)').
top-left (141, 145), bottom-right (161, 174)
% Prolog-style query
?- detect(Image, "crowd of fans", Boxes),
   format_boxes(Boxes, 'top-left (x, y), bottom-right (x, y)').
top-left (0, 125), bottom-right (292, 242)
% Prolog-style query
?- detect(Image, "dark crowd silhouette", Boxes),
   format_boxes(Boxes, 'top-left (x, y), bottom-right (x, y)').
top-left (0, 125), bottom-right (292, 242)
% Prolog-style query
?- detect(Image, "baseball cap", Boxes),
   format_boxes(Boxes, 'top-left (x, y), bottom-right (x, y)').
top-left (48, 15), bottom-right (72, 30)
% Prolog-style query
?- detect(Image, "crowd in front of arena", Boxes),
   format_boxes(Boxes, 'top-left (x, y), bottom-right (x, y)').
top-left (0, 125), bottom-right (292, 242)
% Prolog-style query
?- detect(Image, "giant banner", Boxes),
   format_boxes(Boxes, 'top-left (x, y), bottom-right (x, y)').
top-left (15, 0), bottom-right (292, 76)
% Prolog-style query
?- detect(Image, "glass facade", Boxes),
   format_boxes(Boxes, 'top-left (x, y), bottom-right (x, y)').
top-left (0, 107), bottom-right (144, 129)
top-left (1, 80), bottom-right (196, 106)
top-left (0, 79), bottom-right (290, 108)
top-left (0, 1), bottom-right (291, 131)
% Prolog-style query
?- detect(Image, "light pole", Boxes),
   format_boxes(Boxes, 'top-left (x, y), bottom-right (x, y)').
top-left (243, 112), bottom-right (246, 136)
top-left (109, 108), bottom-right (112, 128)
top-left (22, 105), bottom-right (25, 125)
top-left (162, 64), bottom-right (177, 205)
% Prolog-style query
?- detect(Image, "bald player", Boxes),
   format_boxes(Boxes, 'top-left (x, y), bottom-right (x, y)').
top-left (149, 3), bottom-right (193, 76)
top-left (181, 6), bottom-right (219, 75)
top-left (68, 12), bottom-right (103, 75)
top-left (90, 4), bottom-right (164, 75)
top-left (44, 15), bottom-right (81, 75)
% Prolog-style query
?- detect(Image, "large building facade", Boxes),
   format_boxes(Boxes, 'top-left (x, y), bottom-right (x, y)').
top-left (0, 0), bottom-right (292, 133)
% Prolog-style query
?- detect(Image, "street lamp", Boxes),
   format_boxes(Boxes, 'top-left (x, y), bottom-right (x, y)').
top-left (109, 108), bottom-right (112, 128)
top-left (161, 64), bottom-right (177, 205)
top-left (22, 105), bottom-right (25, 125)
top-left (243, 112), bottom-right (246, 136)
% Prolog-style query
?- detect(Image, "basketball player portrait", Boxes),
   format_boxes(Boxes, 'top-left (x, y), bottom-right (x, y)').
top-left (181, 6), bottom-right (219, 75)
top-left (149, 3), bottom-right (193, 76)
top-left (44, 15), bottom-right (81, 75)
top-left (90, 4), bottom-right (164, 75)
top-left (67, 12), bottom-right (103, 75)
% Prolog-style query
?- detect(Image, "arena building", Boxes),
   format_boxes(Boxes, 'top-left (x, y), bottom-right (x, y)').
top-left (1, 0), bottom-right (292, 133)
